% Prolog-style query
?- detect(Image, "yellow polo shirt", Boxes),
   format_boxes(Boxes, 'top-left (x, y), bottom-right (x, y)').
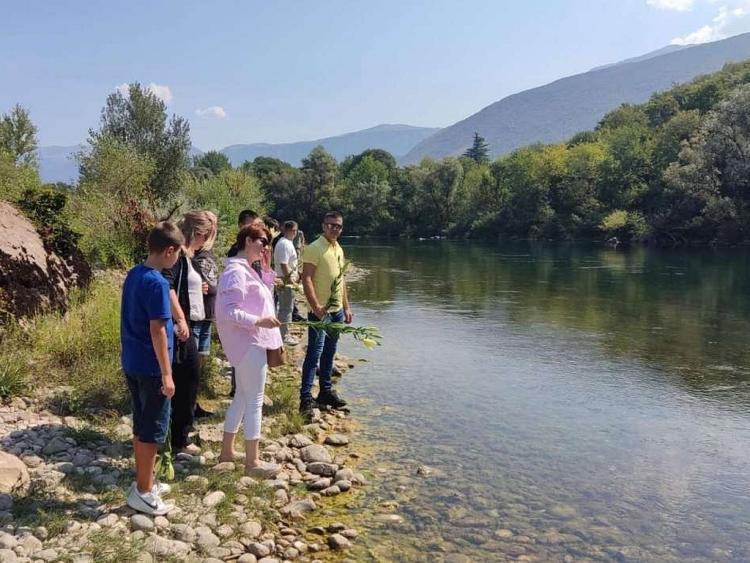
top-left (303, 236), bottom-right (345, 311)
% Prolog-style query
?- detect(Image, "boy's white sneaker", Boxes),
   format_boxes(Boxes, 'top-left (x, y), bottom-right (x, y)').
top-left (127, 486), bottom-right (171, 515)
top-left (129, 480), bottom-right (172, 496)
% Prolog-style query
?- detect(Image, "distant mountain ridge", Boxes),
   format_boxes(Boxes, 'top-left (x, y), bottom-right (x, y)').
top-left (402, 32), bottom-right (750, 164)
top-left (220, 124), bottom-right (439, 166)
top-left (36, 124), bottom-right (438, 183)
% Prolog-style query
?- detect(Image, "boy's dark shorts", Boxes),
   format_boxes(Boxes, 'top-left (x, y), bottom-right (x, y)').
top-left (125, 374), bottom-right (171, 444)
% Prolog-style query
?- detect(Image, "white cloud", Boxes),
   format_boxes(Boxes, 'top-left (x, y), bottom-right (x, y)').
top-left (670, 3), bottom-right (750, 44)
top-left (195, 106), bottom-right (227, 119)
top-left (648, 0), bottom-right (696, 11)
top-left (114, 82), bottom-right (173, 104)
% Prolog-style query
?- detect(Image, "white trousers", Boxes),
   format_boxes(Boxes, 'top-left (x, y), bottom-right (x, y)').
top-left (223, 345), bottom-right (267, 440)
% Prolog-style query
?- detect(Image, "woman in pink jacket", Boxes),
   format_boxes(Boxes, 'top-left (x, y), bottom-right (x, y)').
top-left (216, 224), bottom-right (283, 478)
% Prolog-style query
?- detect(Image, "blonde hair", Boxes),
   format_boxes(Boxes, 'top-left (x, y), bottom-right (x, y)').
top-left (179, 210), bottom-right (217, 256)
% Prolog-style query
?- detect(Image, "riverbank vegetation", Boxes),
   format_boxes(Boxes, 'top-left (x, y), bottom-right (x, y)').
top-left (2, 61), bottom-right (750, 275)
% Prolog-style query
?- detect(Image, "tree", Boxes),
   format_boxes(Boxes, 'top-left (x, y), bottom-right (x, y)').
top-left (73, 136), bottom-right (156, 266)
top-left (87, 82), bottom-right (191, 211)
top-left (0, 104), bottom-right (38, 167)
top-left (463, 132), bottom-right (489, 164)
top-left (244, 156), bottom-right (294, 179)
top-left (193, 150), bottom-right (231, 176)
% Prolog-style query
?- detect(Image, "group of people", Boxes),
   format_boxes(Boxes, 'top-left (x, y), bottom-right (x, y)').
top-left (120, 208), bottom-right (353, 515)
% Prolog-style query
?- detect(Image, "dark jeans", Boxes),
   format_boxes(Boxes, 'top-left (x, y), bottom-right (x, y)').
top-left (301, 309), bottom-right (344, 399)
top-left (171, 335), bottom-right (199, 450)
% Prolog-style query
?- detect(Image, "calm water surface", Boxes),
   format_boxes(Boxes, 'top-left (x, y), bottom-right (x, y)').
top-left (335, 241), bottom-right (750, 562)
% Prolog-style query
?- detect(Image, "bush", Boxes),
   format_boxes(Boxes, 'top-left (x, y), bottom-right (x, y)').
top-left (17, 186), bottom-right (81, 256)
top-left (184, 169), bottom-right (265, 256)
top-left (0, 276), bottom-right (125, 414)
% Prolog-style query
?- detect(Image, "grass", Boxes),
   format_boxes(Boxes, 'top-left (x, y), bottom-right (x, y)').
top-left (0, 276), bottom-right (126, 415)
top-left (12, 482), bottom-right (83, 539)
top-left (0, 349), bottom-right (28, 399)
top-left (85, 529), bottom-right (144, 562)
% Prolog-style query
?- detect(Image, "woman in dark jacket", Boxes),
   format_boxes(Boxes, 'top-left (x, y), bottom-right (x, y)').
top-left (192, 211), bottom-right (218, 418)
top-left (162, 210), bottom-right (216, 452)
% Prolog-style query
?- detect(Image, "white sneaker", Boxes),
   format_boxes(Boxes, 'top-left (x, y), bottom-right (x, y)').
top-left (127, 486), bottom-right (171, 515)
top-left (129, 480), bottom-right (172, 496)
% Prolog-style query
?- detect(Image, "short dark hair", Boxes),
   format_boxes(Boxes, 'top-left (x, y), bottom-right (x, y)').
top-left (235, 225), bottom-right (271, 251)
top-left (147, 221), bottom-right (185, 253)
top-left (237, 209), bottom-right (258, 226)
top-left (264, 216), bottom-right (280, 230)
top-left (323, 211), bottom-right (343, 222)
top-left (283, 220), bottom-right (298, 232)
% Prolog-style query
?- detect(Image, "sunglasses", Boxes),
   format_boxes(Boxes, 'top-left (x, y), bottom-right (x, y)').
top-left (253, 237), bottom-right (269, 247)
top-left (324, 223), bottom-right (343, 230)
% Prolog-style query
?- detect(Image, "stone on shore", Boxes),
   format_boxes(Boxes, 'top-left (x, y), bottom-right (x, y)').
top-left (324, 434), bottom-right (349, 446)
top-left (0, 452), bottom-right (29, 493)
top-left (328, 533), bottom-right (351, 550)
top-left (299, 445), bottom-right (332, 464)
top-left (202, 490), bottom-right (226, 507)
top-left (306, 462), bottom-right (337, 477)
top-left (144, 536), bottom-right (191, 558)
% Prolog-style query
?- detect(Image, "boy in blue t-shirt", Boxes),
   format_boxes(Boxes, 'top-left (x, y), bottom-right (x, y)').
top-left (121, 221), bottom-right (184, 515)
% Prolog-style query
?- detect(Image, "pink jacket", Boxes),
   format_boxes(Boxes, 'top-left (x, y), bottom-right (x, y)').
top-left (215, 257), bottom-right (283, 366)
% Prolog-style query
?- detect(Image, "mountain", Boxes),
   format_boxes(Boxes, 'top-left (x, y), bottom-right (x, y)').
top-left (37, 126), bottom-right (435, 183)
top-left (589, 44), bottom-right (687, 71)
top-left (37, 145), bottom-right (203, 184)
top-left (221, 124), bottom-right (439, 166)
top-left (37, 145), bottom-right (82, 184)
top-left (402, 32), bottom-right (750, 164)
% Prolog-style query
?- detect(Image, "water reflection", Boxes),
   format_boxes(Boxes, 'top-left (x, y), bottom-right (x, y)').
top-left (337, 240), bottom-right (750, 562)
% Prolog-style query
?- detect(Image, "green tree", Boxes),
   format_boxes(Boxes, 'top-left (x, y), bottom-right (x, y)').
top-left (244, 156), bottom-right (294, 179)
top-left (193, 150), bottom-right (231, 176)
top-left (72, 136), bottom-right (156, 266)
top-left (463, 132), bottom-right (490, 164)
top-left (0, 105), bottom-right (38, 167)
top-left (185, 168), bottom-right (265, 254)
top-left (87, 82), bottom-right (191, 211)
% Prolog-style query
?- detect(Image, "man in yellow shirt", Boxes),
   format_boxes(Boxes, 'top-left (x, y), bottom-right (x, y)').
top-left (299, 211), bottom-right (353, 420)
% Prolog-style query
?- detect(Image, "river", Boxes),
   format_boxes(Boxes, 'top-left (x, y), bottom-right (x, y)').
top-left (335, 240), bottom-right (750, 562)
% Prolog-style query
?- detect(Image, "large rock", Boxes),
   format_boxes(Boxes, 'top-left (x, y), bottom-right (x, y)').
top-left (299, 445), bottom-right (332, 464)
top-left (0, 452), bottom-right (29, 493)
top-left (0, 201), bottom-right (90, 321)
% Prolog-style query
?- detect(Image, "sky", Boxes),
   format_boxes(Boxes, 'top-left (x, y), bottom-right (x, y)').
top-left (3, 0), bottom-right (750, 150)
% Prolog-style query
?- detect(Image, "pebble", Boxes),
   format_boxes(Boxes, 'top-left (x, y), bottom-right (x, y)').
top-left (237, 555), bottom-right (257, 563)
top-left (299, 445), bottom-right (332, 464)
top-left (321, 485), bottom-right (341, 496)
top-left (202, 490), bottom-right (226, 507)
top-left (153, 516), bottom-right (169, 529)
top-left (212, 461), bottom-right (235, 472)
top-left (306, 462), bottom-right (337, 477)
top-left (239, 521), bottom-right (262, 538)
top-left (0, 549), bottom-right (16, 563)
top-left (335, 479), bottom-right (352, 492)
top-left (144, 536), bottom-right (191, 558)
top-left (34, 548), bottom-right (58, 562)
top-left (324, 434), bottom-right (349, 446)
top-left (130, 514), bottom-right (154, 531)
top-left (0, 534), bottom-right (15, 550)
top-left (341, 529), bottom-right (358, 539)
top-left (170, 523), bottom-right (197, 543)
top-left (95, 514), bottom-right (118, 528)
top-left (328, 533), bottom-right (351, 550)
top-left (247, 542), bottom-right (271, 557)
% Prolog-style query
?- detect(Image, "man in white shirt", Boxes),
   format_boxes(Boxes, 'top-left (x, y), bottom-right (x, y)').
top-left (274, 220), bottom-right (299, 345)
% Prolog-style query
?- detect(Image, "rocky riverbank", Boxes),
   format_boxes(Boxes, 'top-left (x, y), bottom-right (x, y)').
top-left (0, 351), bottom-right (374, 563)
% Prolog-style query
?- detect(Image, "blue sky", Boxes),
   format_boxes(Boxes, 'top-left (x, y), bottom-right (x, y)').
top-left (2, 0), bottom-right (750, 150)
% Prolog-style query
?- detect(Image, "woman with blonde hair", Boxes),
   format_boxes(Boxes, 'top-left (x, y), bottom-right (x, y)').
top-left (216, 224), bottom-right (282, 478)
top-left (162, 210), bottom-right (217, 452)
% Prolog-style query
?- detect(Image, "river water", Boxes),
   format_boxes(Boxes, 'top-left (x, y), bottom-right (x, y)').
top-left (335, 240), bottom-right (750, 562)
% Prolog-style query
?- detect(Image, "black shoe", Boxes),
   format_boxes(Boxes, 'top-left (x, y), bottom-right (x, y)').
top-left (194, 404), bottom-right (215, 419)
top-left (299, 396), bottom-right (315, 421)
top-left (316, 389), bottom-right (347, 409)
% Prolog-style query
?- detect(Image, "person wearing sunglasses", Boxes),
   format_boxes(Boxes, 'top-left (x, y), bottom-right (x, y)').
top-left (299, 210), bottom-right (353, 421)
top-left (215, 224), bottom-right (282, 478)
